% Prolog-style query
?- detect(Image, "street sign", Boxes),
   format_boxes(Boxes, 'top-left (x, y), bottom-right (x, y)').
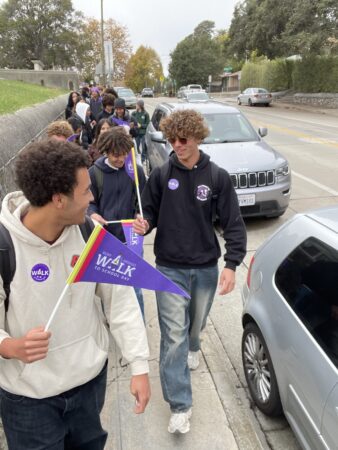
top-left (224, 66), bottom-right (233, 73)
top-left (208, 75), bottom-right (212, 83)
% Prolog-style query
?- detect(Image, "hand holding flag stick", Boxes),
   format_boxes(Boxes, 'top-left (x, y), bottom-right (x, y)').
top-left (44, 225), bottom-right (189, 331)
top-left (125, 147), bottom-right (143, 218)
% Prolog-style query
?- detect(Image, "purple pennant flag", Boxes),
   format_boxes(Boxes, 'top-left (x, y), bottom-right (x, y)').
top-left (76, 226), bottom-right (189, 298)
top-left (111, 117), bottom-right (130, 127)
top-left (67, 133), bottom-right (79, 142)
top-left (124, 151), bottom-right (135, 181)
top-left (122, 222), bottom-right (143, 256)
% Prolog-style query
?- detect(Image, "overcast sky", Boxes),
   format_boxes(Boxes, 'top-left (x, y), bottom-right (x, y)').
top-left (72, 0), bottom-right (239, 74)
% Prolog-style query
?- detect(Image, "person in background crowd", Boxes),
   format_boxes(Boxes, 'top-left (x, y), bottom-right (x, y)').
top-left (88, 118), bottom-right (115, 164)
top-left (47, 120), bottom-right (74, 141)
top-left (0, 139), bottom-right (150, 450)
top-left (111, 98), bottom-right (138, 139)
top-left (104, 87), bottom-right (118, 100)
top-left (133, 109), bottom-right (247, 434)
top-left (65, 91), bottom-right (80, 119)
top-left (132, 99), bottom-right (150, 162)
top-left (88, 128), bottom-right (146, 317)
top-left (90, 87), bottom-right (103, 123)
top-left (97, 94), bottom-right (116, 122)
top-left (73, 102), bottom-right (93, 150)
top-left (81, 86), bottom-right (91, 104)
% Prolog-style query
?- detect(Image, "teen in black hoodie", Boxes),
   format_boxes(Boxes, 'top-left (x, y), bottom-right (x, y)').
top-left (134, 109), bottom-right (246, 434)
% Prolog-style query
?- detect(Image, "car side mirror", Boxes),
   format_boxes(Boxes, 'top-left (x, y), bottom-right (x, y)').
top-left (258, 127), bottom-right (268, 137)
top-left (150, 131), bottom-right (167, 143)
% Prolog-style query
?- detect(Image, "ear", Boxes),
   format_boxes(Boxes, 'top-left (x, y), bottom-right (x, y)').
top-left (52, 193), bottom-right (67, 209)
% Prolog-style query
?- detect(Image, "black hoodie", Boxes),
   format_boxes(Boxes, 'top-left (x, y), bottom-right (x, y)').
top-left (142, 151), bottom-right (246, 269)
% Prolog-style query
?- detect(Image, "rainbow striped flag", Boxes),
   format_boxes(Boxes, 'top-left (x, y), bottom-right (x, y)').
top-left (67, 224), bottom-right (188, 297)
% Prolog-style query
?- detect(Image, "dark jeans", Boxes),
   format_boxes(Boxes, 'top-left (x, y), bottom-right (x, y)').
top-left (0, 361), bottom-right (108, 450)
top-left (135, 135), bottom-right (147, 163)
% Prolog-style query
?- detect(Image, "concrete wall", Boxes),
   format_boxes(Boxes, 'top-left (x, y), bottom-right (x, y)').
top-left (0, 69), bottom-right (79, 91)
top-left (0, 94), bottom-right (68, 202)
top-left (294, 93), bottom-right (338, 109)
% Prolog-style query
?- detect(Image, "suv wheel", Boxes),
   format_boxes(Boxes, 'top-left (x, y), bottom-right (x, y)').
top-left (242, 322), bottom-right (283, 416)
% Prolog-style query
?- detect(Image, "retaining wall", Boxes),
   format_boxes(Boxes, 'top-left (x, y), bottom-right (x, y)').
top-left (0, 69), bottom-right (79, 91)
top-left (294, 93), bottom-right (338, 109)
top-left (0, 94), bottom-right (68, 202)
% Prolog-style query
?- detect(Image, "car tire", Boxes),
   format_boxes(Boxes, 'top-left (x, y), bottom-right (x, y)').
top-left (248, 99), bottom-right (253, 106)
top-left (242, 322), bottom-right (283, 416)
top-left (265, 103), bottom-right (270, 107)
top-left (237, 98), bottom-right (241, 105)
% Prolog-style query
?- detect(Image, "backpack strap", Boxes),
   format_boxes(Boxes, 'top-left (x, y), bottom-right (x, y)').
top-left (0, 223), bottom-right (16, 312)
top-left (79, 216), bottom-right (95, 242)
top-left (159, 160), bottom-right (171, 193)
top-left (93, 165), bottom-right (104, 201)
top-left (210, 161), bottom-right (220, 223)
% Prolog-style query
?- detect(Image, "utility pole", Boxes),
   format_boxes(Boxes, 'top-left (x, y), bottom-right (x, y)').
top-left (100, 0), bottom-right (106, 86)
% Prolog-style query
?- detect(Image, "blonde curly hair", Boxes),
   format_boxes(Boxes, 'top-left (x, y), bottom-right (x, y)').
top-left (160, 109), bottom-right (209, 142)
top-left (47, 120), bottom-right (73, 139)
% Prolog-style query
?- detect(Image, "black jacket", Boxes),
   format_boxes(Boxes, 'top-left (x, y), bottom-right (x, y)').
top-left (88, 156), bottom-right (146, 241)
top-left (142, 151), bottom-right (247, 269)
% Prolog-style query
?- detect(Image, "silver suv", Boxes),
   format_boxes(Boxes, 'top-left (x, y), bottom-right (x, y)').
top-left (242, 205), bottom-right (338, 448)
top-left (144, 101), bottom-right (291, 218)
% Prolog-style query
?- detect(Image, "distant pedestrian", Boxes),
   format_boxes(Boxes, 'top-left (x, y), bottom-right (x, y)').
top-left (132, 99), bottom-right (150, 163)
top-left (88, 118), bottom-right (115, 164)
top-left (65, 91), bottom-right (80, 119)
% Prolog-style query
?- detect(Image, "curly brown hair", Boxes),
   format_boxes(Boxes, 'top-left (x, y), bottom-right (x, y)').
top-left (15, 140), bottom-right (90, 207)
top-left (47, 120), bottom-right (73, 139)
top-left (97, 127), bottom-right (133, 156)
top-left (160, 109), bottom-right (209, 142)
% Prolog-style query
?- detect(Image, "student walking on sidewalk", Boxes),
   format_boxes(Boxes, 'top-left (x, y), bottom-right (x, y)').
top-left (134, 109), bottom-right (246, 434)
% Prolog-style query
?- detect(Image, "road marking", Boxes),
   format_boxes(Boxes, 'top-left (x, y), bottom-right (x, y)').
top-left (250, 120), bottom-right (338, 149)
top-left (292, 170), bottom-right (338, 196)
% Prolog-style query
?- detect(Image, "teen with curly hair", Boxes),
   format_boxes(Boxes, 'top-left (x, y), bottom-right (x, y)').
top-left (134, 109), bottom-right (246, 434)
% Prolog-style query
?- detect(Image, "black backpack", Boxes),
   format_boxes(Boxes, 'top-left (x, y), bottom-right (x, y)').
top-left (159, 160), bottom-right (220, 223)
top-left (0, 216), bottom-right (94, 312)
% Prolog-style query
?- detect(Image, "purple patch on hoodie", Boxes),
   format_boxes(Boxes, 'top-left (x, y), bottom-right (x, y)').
top-left (31, 264), bottom-right (50, 282)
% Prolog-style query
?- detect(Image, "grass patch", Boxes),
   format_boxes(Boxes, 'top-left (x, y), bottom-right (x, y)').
top-left (0, 80), bottom-right (67, 115)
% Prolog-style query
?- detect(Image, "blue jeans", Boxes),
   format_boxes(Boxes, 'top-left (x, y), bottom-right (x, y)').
top-left (135, 135), bottom-right (147, 163)
top-left (0, 361), bottom-right (108, 450)
top-left (156, 265), bottom-right (218, 412)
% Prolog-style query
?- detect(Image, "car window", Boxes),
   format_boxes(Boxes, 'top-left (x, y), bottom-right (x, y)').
top-left (119, 89), bottom-right (134, 97)
top-left (186, 92), bottom-right (209, 101)
top-left (275, 237), bottom-right (338, 368)
top-left (257, 88), bottom-right (268, 93)
top-left (203, 113), bottom-right (258, 143)
top-left (151, 109), bottom-right (166, 131)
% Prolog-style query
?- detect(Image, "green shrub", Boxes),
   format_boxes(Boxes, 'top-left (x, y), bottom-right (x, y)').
top-left (293, 56), bottom-right (338, 92)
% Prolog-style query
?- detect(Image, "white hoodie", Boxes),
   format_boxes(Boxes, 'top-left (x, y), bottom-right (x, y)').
top-left (0, 192), bottom-right (149, 398)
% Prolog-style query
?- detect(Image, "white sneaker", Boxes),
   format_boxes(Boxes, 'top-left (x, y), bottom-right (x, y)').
top-left (168, 408), bottom-right (192, 434)
top-left (188, 351), bottom-right (200, 370)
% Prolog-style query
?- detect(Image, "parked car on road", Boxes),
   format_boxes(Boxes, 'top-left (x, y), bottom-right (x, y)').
top-left (242, 205), bottom-right (338, 449)
top-left (141, 88), bottom-right (154, 97)
top-left (181, 91), bottom-right (210, 102)
top-left (177, 86), bottom-right (187, 98)
top-left (187, 84), bottom-right (203, 90)
top-left (237, 88), bottom-right (272, 106)
top-left (116, 88), bottom-right (137, 108)
top-left (145, 101), bottom-right (291, 218)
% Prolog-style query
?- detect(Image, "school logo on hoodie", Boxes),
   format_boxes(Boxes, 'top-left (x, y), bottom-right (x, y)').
top-left (31, 264), bottom-right (50, 282)
top-left (196, 184), bottom-right (211, 202)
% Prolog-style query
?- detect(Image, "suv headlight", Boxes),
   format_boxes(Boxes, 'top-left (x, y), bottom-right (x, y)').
top-left (276, 164), bottom-right (289, 177)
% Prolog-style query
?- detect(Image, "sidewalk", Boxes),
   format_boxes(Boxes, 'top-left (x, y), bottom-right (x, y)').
top-left (100, 232), bottom-right (270, 450)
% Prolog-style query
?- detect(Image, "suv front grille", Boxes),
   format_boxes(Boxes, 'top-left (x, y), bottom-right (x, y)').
top-left (230, 170), bottom-right (275, 189)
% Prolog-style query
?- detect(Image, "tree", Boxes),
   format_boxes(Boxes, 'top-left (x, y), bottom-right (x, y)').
top-left (124, 46), bottom-right (163, 93)
top-left (0, 0), bottom-right (83, 69)
top-left (79, 18), bottom-right (131, 83)
top-left (225, 0), bottom-right (338, 60)
top-left (169, 21), bottom-right (223, 88)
